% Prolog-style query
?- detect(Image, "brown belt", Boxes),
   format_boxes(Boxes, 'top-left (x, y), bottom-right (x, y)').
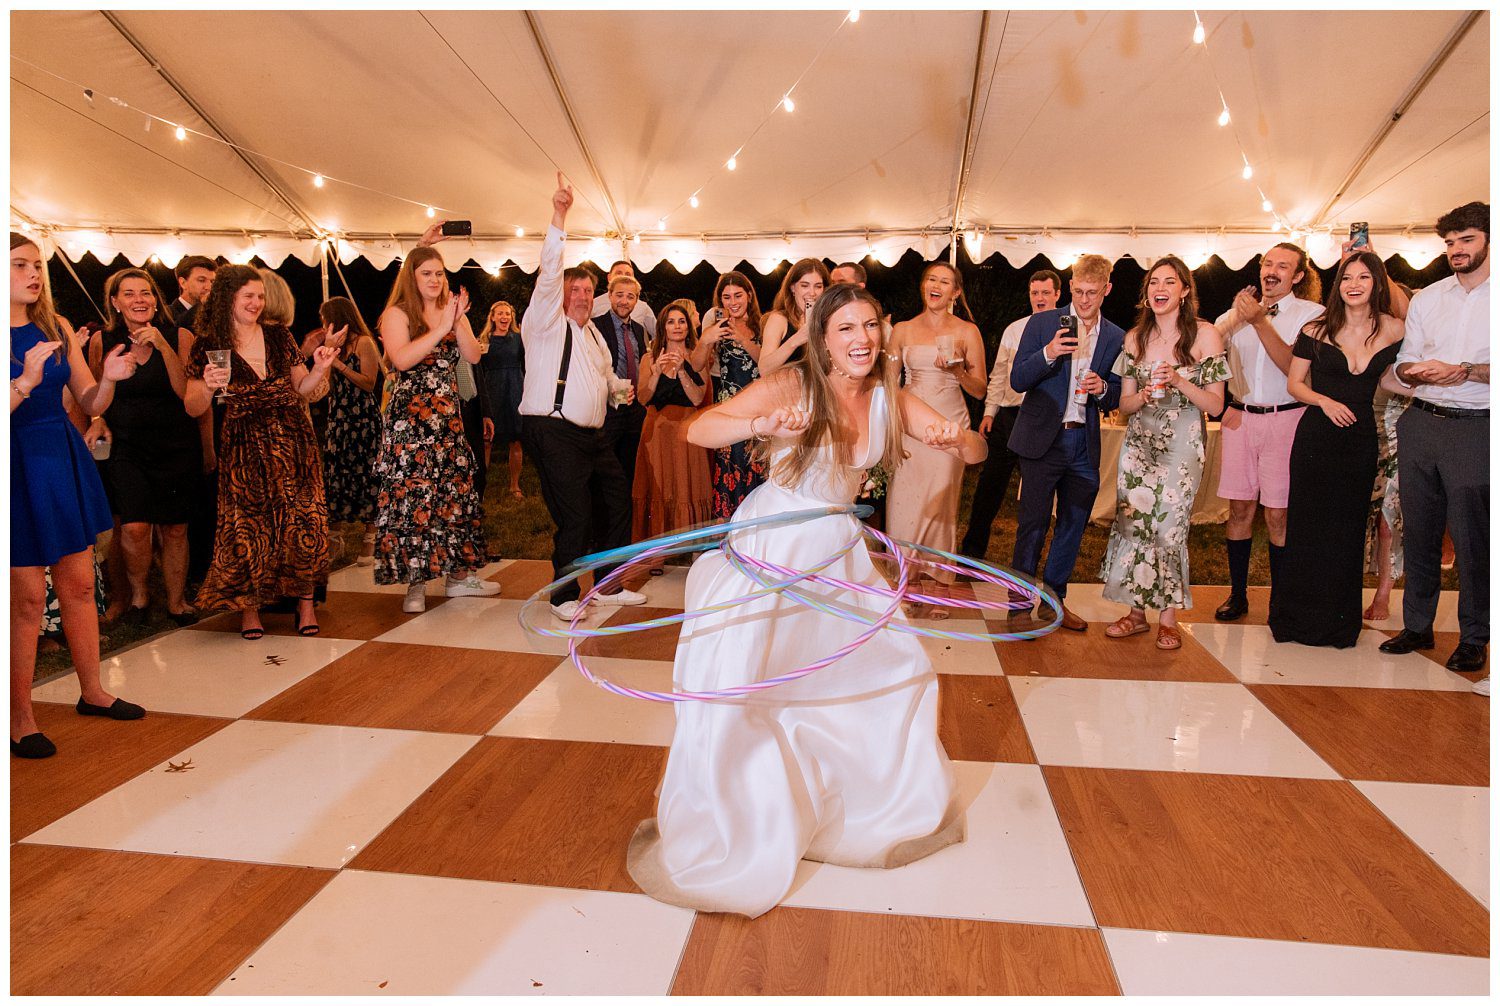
top-left (1061, 421), bottom-right (1086, 430)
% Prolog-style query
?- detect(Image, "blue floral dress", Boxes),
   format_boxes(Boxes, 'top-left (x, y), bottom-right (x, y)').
top-left (709, 336), bottom-right (766, 519)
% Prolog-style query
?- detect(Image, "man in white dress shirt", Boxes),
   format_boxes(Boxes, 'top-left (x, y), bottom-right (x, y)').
top-left (591, 261), bottom-right (657, 340)
top-left (1377, 201), bottom-right (1489, 693)
top-left (960, 269), bottom-right (1061, 559)
top-left (1211, 243), bottom-right (1325, 621)
top-left (520, 175), bottom-right (647, 619)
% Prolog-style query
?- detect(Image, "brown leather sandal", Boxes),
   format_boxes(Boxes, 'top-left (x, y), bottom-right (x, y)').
top-left (1156, 624), bottom-right (1182, 650)
top-left (1105, 613), bottom-right (1150, 638)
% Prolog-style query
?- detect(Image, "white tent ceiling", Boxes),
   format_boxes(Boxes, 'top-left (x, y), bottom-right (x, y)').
top-left (10, 8), bottom-right (1490, 273)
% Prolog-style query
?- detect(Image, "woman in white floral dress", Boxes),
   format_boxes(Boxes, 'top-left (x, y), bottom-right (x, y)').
top-left (1101, 256), bottom-right (1229, 650)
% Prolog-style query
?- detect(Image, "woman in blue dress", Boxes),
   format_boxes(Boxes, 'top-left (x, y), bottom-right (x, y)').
top-left (10, 233), bottom-right (146, 759)
top-left (478, 300), bottom-right (526, 499)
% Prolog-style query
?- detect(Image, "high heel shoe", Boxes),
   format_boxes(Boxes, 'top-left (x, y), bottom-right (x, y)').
top-left (295, 596), bottom-right (320, 636)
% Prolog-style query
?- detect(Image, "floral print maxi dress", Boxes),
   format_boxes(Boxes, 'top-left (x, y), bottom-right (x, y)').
top-left (372, 335), bottom-right (487, 584)
top-left (710, 336), bottom-right (767, 519)
top-left (1101, 351), bottom-right (1231, 610)
top-left (323, 348), bottom-right (383, 523)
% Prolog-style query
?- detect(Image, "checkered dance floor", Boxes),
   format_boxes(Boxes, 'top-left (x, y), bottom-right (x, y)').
top-left (11, 559), bottom-right (1489, 995)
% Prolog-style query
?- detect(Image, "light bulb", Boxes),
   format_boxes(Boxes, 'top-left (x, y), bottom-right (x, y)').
top-left (174, 125), bottom-right (187, 141)
top-left (1218, 106), bottom-right (1230, 127)
top-left (426, 206), bottom-right (436, 218)
top-left (782, 95), bottom-right (795, 113)
top-left (514, 227), bottom-right (525, 238)
top-left (1242, 161), bottom-right (1253, 180)
top-left (1192, 18), bottom-right (1205, 44)
top-left (657, 218), bottom-right (666, 231)
top-left (726, 156), bottom-right (738, 171)
top-left (849, 9), bottom-right (860, 22)
top-left (1271, 220), bottom-right (1282, 232)
top-left (1261, 198), bottom-right (1272, 212)
top-left (689, 194), bottom-right (700, 209)
top-left (313, 174), bottom-right (325, 188)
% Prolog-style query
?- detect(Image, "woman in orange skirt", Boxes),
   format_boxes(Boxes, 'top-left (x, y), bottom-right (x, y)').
top-left (632, 300), bottom-right (713, 571)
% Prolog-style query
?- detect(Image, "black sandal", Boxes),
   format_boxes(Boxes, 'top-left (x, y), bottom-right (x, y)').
top-left (295, 597), bottom-right (320, 637)
top-left (240, 626), bottom-right (265, 640)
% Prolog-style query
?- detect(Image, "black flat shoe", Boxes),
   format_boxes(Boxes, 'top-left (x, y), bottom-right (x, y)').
top-left (167, 609), bottom-right (199, 627)
top-left (124, 604), bottom-right (150, 626)
top-left (1446, 642), bottom-right (1488, 673)
top-left (1214, 595), bottom-right (1249, 622)
top-left (1378, 629), bottom-right (1435, 654)
top-left (76, 697), bottom-right (146, 720)
top-left (11, 732), bottom-right (56, 759)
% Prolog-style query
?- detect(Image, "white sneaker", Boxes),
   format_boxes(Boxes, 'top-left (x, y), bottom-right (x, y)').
top-left (551, 600), bottom-right (581, 620)
top-left (594, 588), bottom-right (647, 607)
top-left (1474, 676), bottom-right (1490, 697)
top-left (445, 574), bottom-right (501, 598)
top-left (403, 582), bottom-right (427, 613)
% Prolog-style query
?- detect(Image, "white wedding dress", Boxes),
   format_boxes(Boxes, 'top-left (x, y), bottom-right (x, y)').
top-left (626, 385), bottom-right (964, 918)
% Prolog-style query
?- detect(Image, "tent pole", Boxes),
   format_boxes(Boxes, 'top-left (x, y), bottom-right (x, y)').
top-left (100, 12), bottom-right (321, 236)
top-left (319, 240), bottom-right (330, 303)
top-left (948, 11), bottom-right (991, 254)
top-left (1308, 9), bottom-right (1482, 227)
top-left (524, 12), bottom-right (629, 242)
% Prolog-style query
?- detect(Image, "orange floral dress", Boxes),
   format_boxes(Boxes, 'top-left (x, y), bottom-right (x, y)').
top-left (372, 334), bottom-right (487, 583)
top-left (186, 325), bottom-right (329, 610)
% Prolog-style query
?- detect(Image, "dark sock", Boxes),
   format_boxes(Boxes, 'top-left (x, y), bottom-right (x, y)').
top-left (1226, 537), bottom-right (1251, 599)
top-left (1267, 542), bottom-right (1285, 590)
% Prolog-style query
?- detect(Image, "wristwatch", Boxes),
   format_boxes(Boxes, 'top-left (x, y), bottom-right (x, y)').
top-left (1460, 361), bottom-right (1474, 379)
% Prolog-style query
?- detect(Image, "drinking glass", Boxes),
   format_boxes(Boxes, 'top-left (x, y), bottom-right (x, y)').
top-left (206, 349), bottom-right (233, 402)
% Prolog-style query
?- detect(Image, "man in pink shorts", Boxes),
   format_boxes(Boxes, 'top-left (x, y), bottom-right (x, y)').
top-left (1212, 243), bottom-right (1325, 621)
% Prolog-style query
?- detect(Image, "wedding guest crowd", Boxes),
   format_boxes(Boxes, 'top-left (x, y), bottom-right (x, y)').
top-left (13, 196), bottom-right (1490, 762)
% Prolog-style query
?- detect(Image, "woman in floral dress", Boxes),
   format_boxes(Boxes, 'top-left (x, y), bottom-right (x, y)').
top-left (372, 247), bottom-right (495, 613)
top-left (691, 271), bottom-right (766, 519)
top-left (1100, 256), bottom-right (1229, 650)
top-left (318, 297), bottom-right (384, 563)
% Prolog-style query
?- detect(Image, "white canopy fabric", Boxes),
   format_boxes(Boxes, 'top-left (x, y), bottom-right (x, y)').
top-left (10, 9), bottom-right (1489, 274)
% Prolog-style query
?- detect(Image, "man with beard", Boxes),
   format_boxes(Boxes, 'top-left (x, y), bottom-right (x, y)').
top-left (1211, 243), bottom-right (1325, 621)
top-left (1379, 201), bottom-right (1490, 695)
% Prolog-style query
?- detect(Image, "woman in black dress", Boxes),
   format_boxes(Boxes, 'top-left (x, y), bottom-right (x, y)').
top-left (1269, 251), bottom-right (1405, 648)
top-left (90, 268), bottom-right (201, 624)
top-left (478, 300), bottom-right (526, 498)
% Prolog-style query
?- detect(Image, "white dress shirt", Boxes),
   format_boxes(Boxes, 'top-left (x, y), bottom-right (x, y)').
top-left (591, 292), bottom-right (657, 338)
top-left (983, 315), bottom-right (1030, 415)
top-left (520, 226), bottom-right (616, 428)
top-left (1216, 294), bottom-right (1323, 407)
top-left (1395, 274), bottom-right (1490, 409)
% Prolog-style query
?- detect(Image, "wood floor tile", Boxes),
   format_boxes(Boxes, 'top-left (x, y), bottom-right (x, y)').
top-left (188, 590), bottom-right (448, 639)
top-left (1044, 766), bottom-right (1489, 956)
top-left (670, 907), bottom-right (1119, 995)
top-left (11, 705), bottom-right (229, 842)
top-left (1403, 631), bottom-right (1489, 679)
top-left (244, 642), bottom-right (559, 734)
top-left (490, 558), bottom-right (558, 600)
top-left (10, 845), bottom-right (332, 995)
top-left (995, 622), bottom-right (1237, 683)
top-left (1248, 685), bottom-right (1488, 786)
top-left (937, 675), bottom-right (1036, 762)
top-left (350, 736), bottom-right (665, 892)
top-left (578, 606), bottom-right (682, 662)
top-left (1175, 585), bottom-right (1271, 625)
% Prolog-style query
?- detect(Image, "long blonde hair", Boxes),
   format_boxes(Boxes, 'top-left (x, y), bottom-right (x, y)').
top-left (257, 267), bottom-right (296, 327)
top-left (767, 284), bottom-right (906, 488)
top-left (384, 246), bottom-right (450, 340)
top-left (10, 233), bottom-right (67, 354)
top-left (478, 299), bottom-right (515, 351)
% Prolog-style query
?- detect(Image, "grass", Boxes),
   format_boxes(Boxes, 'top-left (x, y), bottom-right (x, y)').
top-left (35, 454), bottom-right (1451, 679)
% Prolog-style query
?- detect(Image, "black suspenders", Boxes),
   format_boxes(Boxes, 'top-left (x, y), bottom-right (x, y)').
top-left (549, 322), bottom-right (573, 417)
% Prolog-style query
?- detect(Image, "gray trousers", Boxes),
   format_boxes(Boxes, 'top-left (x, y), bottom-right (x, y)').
top-left (1397, 405), bottom-right (1489, 644)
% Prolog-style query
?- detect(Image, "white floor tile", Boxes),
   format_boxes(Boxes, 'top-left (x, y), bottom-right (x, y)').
top-left (782, 761), bottom-right (1094, 927)
top-left (1102, 927), bottom-right (1489, 995)
top-left (1361, 587), bottom-right (1462, 633)
top-left (637, 565), bottom-right (690, 609)
top-left (374, 596), bottom-right (608, 655)
top-left (326, 560), bottom-right (510, 595)
top-left (1354, 781), bottom-right (1490, 907)
top-left (213, 870), bottom-right (695, 995)
top-left (490, 657), bottom-right (677, 746)
top-left (22, 720), bottom-right (476, 868)
top-left (908, 618), bottom-right (1004, 676)
top-left (30, 630), bottom-right (362, 718)
top-left (1193, 623), bottom-right (1474, 691)
top-left (1046, 582), bottom-right (1117, 622)
top-left (1009, 677), bottom-right (1339, 778)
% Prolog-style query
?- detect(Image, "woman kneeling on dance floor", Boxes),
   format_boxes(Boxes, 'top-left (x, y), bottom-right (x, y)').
top-left (626, 283), bottom-right (987, 918)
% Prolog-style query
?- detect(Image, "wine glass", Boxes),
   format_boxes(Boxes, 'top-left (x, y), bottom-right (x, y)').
top-left (206, 349), bottom-right (233, 402)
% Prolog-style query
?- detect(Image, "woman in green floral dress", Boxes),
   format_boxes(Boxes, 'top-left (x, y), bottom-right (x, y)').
top-left (1101, 256), bottom-right (1230, 650)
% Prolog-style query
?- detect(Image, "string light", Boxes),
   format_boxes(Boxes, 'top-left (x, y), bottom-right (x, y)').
top-left (174, 125), bottom-right (186, 141)
top-left (1261, 197), bottom-right (1272, 212)
top-left (782, 95), bottom-right (795, 113)
top-left (849, 9), bottom-right (860, 22)
top-left (726, 154), bottom-right (738, 171)
top-left (1217, 103), bottom-right (1230, 127)
top-left (1241, 156), bottom-right (1253, 180)
top-left (1192, 12), bottom-right (1205, 44)
top-left (657, 218), bottom-right (667, 231)
top-left (425, 206), bottom-right (436, 218)
top-left (312, 174), bottom-right (325, 188)
top-left (689, 194), bottom-right (700, 209)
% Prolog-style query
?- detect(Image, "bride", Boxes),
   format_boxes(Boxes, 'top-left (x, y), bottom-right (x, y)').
top-left (625, 283), bottom-right (988, 918)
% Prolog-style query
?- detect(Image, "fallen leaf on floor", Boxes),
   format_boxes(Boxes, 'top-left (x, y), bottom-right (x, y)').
top-left (165, 759), bottom-right (195, 773)
top-left (572, 906), bottom-right (585, 917)
top-left (378, 981), bottom-right (388, 988)
top-left (264, 655), bottom-right (287, 666)
top-left (532, 980), bottom-right (543, 987)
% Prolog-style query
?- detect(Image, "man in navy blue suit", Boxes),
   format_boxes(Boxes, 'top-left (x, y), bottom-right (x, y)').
top-left (1008, 254), bottom-right (1124, 631)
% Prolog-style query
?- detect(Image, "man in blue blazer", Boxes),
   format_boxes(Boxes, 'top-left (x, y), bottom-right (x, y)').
top-left (1008, 254), bottom-right (1124, 630)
